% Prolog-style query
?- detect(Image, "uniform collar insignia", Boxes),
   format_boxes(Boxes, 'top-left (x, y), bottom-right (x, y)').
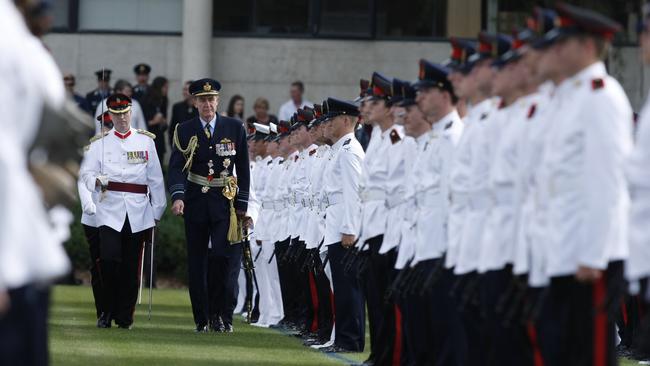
top-left (342, 138), bottom-right (351, 146)
top-left (114, 130), bottom-right (132, 139)
top-left (389, 129), bottom-right (401, 144)
top-left (444, 121), bottom-right (453, 130)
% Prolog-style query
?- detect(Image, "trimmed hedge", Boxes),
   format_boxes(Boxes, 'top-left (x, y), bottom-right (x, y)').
top-left (64, 195), bottom-right (188, 284)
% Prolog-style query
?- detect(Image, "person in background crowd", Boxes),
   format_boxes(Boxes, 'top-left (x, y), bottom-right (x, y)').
top-left (94, 79), bottom-right (147, 133)
top-left (246, 97), bottom-right (279, 128)
top-left (86, 69), bottom-right (112, 115)
top-left (225, 94), bottom-right (245, 122)
top-left (141, 76), bottom-right (169, 165)
top-left (278, 81), bottom-right (313, 121)
top-left (169, 80), bottom-right (198, 146)
top-left (133, 63), bottom-right (151, 101)
top-left (63, 73), bottom-right (90, 115)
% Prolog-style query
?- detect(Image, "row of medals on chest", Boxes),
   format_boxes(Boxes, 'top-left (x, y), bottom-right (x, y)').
top-left (203, 158), bottom-right (231, 193)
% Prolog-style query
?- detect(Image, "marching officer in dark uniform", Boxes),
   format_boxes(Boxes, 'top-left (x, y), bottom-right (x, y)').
top-left (133, 63), bottom-right (151, 101)
top-left (168, 78), bottom-right (251, 333)
top-left (86, 69), bottom-right (112, 116)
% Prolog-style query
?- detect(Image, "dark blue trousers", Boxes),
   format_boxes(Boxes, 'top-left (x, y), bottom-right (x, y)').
top-left (0, 285), bottom-right (50, 366)
top-left (185, 218), bottom-right (242, 327)
top-left (328, 242), bottom-right (366, 351)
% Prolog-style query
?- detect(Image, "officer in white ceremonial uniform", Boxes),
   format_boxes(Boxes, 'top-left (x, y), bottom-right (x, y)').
top-left (271, 120), bottom-right (300, 327)
top-left (0, 2), bottom-right (71, 363)
top-left (287, 107), bottom-right (320, 335)
top-left (628, 1), bottom-right (650, 305)
top-left (448, 31), bottom-right (510, 364)
top-left (79, 112), bottom-right (114, 321)
top-left (477, 39), bottom-right (540, 365)
top-left (80, 93), bottom-right (166, 329)
top-left (535, 4), bottom-right (632, 364)
top-left (254, 125), bottom-right (286, 327)
top-left (409, 60), bottom-right (463, 365)
top-left (357, 72), bottom-right (397, 364)
top-left (625, 6), bottom-right (650, 358)
top-left (321, 97), bottom-right (365, 353)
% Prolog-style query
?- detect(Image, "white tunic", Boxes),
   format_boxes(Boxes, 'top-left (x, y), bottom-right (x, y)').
top-left (394, 132), bottom-right (430, 270)
top-left (627, 93), bottom-right (650, 281)
top-left (452, 99), bottom-right (498, 274)
top-left (323, 133), bottom-right (365, 245)
top-left (359, 126), bottom-right (392, 245)
top-left (304, 144), bottom-right (330, 249)
top-left (292, 144), bottom-right (318, 241)
top-left (380, 127), bottom-right (416, 254)
top-left (512, 83), bottom-right (554, 287)
top-left (479, 98), bottom-right (530, 273)
top-left (0, 0), bottom-right (69, 291)
top-left (413, 111), bottom-right (463, 265)
top-left (80, 128), bottom-right (167, 233)
top-left (540, 61), bottom-right (632, 277)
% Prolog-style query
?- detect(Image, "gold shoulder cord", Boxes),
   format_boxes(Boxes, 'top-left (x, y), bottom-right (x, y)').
top-left (172, 124), bottom-right (199, 172)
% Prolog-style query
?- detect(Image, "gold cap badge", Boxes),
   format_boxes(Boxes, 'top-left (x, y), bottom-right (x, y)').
top-left (203, 82), bottom-right (212, 91)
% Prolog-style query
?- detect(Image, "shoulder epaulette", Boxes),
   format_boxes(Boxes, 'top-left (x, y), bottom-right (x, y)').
top-left (89, 131), bottom-right (109, 144)
top-left (137, 129), bottom-right (156, 139)
top-left (591, 78), bottom-right (604, 90)
top-left (389, 129), bottom-right (401, 144)
top-left (85, 132), bottom-right (109, 151)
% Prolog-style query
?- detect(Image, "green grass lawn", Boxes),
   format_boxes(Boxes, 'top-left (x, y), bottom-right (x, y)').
top-left (49, 285), bottom-right (641, 366)
top-left (49, 285), bottom-right (369, 365)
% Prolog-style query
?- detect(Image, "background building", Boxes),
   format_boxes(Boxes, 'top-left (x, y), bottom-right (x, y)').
top-left (47, 0), bottom-right (648, 117)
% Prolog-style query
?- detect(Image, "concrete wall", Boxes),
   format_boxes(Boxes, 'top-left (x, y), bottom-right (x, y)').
top-left (44, 33), bottom-right (448, 118)
top-left (45, 33), bottom-right (650, 117)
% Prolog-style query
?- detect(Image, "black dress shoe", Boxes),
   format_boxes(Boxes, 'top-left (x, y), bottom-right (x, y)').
top-left (210, 317), bottom-right (225, 332)
top-left (223, 323), bottom-right (233, 333)
top-left (97, 312), bottom-right (112, 328)
top-left (195, 324), bottom-right (208, 333)
top-left (320, 345), bottom-right (358, 353)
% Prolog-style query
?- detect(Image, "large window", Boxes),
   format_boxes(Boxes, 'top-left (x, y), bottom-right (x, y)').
top-left (318, 0), bottom-right (372, 37)
top-left (496, 0), bottom-right (641, 44)
top-left (211, 0), bottom-right (448, 39)
top-left (376, 0), bottom-right (446, 38)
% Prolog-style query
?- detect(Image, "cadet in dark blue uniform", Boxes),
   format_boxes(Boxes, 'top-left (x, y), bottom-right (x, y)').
top-left (85, 69), bottom-right (112, 114)
top-left (133, 63), bottom-right (151, 101)
top-left (168, 78), bottom-right (250, 333)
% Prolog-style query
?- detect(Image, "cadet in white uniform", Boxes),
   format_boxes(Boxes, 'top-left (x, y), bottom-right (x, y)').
top-left (80, 94), bottom-right (166, 329)
top-left (0, 2), bottom-right (70, 363)
top-left (410, 60), bottom-right (464, 365)
top-left (321, 97), bottom-right (365, 353)
top-left (535, 5), bottom-right (632, 364)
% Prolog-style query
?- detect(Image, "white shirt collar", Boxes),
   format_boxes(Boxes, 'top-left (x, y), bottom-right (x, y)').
top-left (200, 115), bottom-right (217, 130)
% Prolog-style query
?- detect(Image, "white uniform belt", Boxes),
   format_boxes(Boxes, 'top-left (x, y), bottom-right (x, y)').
top-left (385, 192), bottom-right (404, 209)
top-left (416, 192), bottom-right (444, 209)
top-left (274, 200), bottom-right (287, 211)
top-left (361, 188), bottom-right (386, 203)
top-left (450, 191), bottom-right (469, 206)
top-left (468, 193), bottom-right (491, 211)
top-left (492, 188), bottom-right (515, 206)
top-left (325, 192), bottom-right (343, 207)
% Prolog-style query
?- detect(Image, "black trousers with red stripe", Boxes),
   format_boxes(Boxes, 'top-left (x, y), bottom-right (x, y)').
top-left (305, 252), bottom-right (334, 342)
top-left (537, 261), bottom-right (624, 366)
top-left (363, 235), bottom-right (396, 364)
top-left (97, 216), bottom-right (146, 327)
